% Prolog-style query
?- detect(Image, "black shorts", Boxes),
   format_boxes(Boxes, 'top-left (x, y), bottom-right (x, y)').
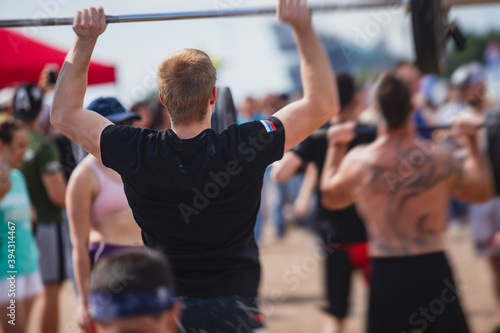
top-left (324, 250), bottom-right (352, 319)
top-left (368, 252), bottom-right (469, 333)
top-left (179, 295), bottom-right (265, 333)
top-left (323, 243), bottom-right (371, 319)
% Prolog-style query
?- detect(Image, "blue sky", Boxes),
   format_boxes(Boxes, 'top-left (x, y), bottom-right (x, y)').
top-left (1, 1), bottom-right (500, 106)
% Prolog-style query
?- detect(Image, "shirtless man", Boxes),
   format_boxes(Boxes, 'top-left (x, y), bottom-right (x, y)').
top-left (271, 73), bottom-right (372, 333)
top-left (320, 74), bottom-right (493, 333)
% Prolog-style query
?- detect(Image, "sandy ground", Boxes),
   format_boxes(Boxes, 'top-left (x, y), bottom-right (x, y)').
top-left (259, 224), bottom-right (499, 333)
top-left (26, 223), bottom-right (499, 333)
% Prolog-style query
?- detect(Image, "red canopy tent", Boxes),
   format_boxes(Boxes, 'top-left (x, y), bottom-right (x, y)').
top-left (0, 29), bottom-right (116, 89)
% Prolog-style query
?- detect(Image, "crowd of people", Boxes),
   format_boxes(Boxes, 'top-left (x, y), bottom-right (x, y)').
top-left (0, 1), bottom-right (499, 332)
top-left (246, 60), bottom-right (500, 333)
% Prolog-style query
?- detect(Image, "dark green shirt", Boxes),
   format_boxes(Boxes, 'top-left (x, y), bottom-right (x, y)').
top-left (20, 130), bottom-right (63, 224)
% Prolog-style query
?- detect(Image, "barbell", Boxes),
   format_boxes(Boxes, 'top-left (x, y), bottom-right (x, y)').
top-left (308, 111), bottom-right (500, 195)
top-left (4, 1), bottom-right (500, 185)
top-left (1, 0), bottom-right (498, 74)
top-left (212, 86), bottom-right (500, 195)
top-left (309, 113), bottom-right (500, 139)
top-left (0, 2), bottom-right (405, 28)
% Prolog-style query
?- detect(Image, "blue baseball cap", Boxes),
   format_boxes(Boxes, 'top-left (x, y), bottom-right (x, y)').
top-left (87, 97), bottom-right (141, 124)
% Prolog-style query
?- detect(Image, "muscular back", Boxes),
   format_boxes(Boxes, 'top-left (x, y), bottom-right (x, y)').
top-left (348, 136), bottom-right (462, 257)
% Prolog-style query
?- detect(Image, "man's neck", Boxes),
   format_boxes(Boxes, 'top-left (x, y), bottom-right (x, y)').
top-left (384, 122), bottom-right (415, 141)
top-left (171, 121), bottom-right (211, 140)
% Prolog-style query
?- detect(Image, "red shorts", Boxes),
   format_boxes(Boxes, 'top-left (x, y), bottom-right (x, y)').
top-left (326, 242), bottom-right (371, 283)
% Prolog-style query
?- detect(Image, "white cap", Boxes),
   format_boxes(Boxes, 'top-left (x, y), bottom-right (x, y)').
top-left (450, 62), bottom-right (486, 88)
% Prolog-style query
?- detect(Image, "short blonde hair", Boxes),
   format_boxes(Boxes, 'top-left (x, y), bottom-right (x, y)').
top-left (157, 49), bottom-right (216, 125)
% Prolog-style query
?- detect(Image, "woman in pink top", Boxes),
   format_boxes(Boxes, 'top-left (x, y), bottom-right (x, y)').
top-left (66, 98), bottom-right (144, 331)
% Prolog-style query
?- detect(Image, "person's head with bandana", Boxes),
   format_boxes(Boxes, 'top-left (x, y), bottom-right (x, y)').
top-left (88, 249), bottom-right (181, 333)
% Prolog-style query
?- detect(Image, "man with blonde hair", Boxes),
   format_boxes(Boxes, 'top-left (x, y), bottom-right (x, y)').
top-left (51, 0), bottom-right (339, 330)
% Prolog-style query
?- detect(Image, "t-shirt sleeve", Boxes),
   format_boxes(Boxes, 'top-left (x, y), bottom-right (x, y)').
top-left (38, 141), bottom-right (62, 176)
top-left (290, 137), bottom-right (313, 163)
top-left (234, 116), bottom-right (285, 170)
top-left (100, 125), bottom-right (142, 175)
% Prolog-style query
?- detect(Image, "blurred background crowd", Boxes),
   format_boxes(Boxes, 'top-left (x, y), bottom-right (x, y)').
top-left (2, 1), bottom-right (500, 333)
top-left (1, 59), bottom-right (500, 333)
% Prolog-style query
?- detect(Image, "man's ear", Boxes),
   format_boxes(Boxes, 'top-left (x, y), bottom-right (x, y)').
top-left (209, 86), bottom-right (218, 106)
top-left (159, 93), bottom-right (166, 107)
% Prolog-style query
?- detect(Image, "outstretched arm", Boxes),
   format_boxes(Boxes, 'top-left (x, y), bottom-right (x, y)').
top-left (50, 7), bottom-right (112, 159)
top-left (273, 0), bottom-right (339, 152)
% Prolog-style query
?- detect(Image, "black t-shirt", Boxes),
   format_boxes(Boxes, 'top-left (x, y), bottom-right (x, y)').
top-left (100, 117), bottom-right (285, 298)
top-left (291, 123), bottom-right (375, 244)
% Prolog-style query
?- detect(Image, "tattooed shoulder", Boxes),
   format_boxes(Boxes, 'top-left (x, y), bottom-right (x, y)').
top-left (366, 141), bottom-right (463, 195)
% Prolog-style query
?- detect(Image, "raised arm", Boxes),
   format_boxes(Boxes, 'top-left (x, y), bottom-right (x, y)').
top-left (50, 7), bottom-right (112, 159)
top-left (320, 122), bottom-right (358, 210)
top-left (273, 0), bottom-right (339, 152)
top-left (450, 119), bottom-right (494, 203)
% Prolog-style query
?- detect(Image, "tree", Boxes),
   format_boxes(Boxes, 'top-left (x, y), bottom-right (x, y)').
top-left (445, 31), bottom-right (500, 77)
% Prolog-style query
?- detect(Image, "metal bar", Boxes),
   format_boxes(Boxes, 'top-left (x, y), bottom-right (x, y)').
top-left (442, 0), bottom-right (500, 9)
top-left (309, 123), bottom-right (488, 139)
top-left (0, 1), bottom-right (400, 28)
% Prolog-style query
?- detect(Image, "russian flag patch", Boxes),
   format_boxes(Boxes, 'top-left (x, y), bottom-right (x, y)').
top-left (260, 120), bottom-right (277, 132)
